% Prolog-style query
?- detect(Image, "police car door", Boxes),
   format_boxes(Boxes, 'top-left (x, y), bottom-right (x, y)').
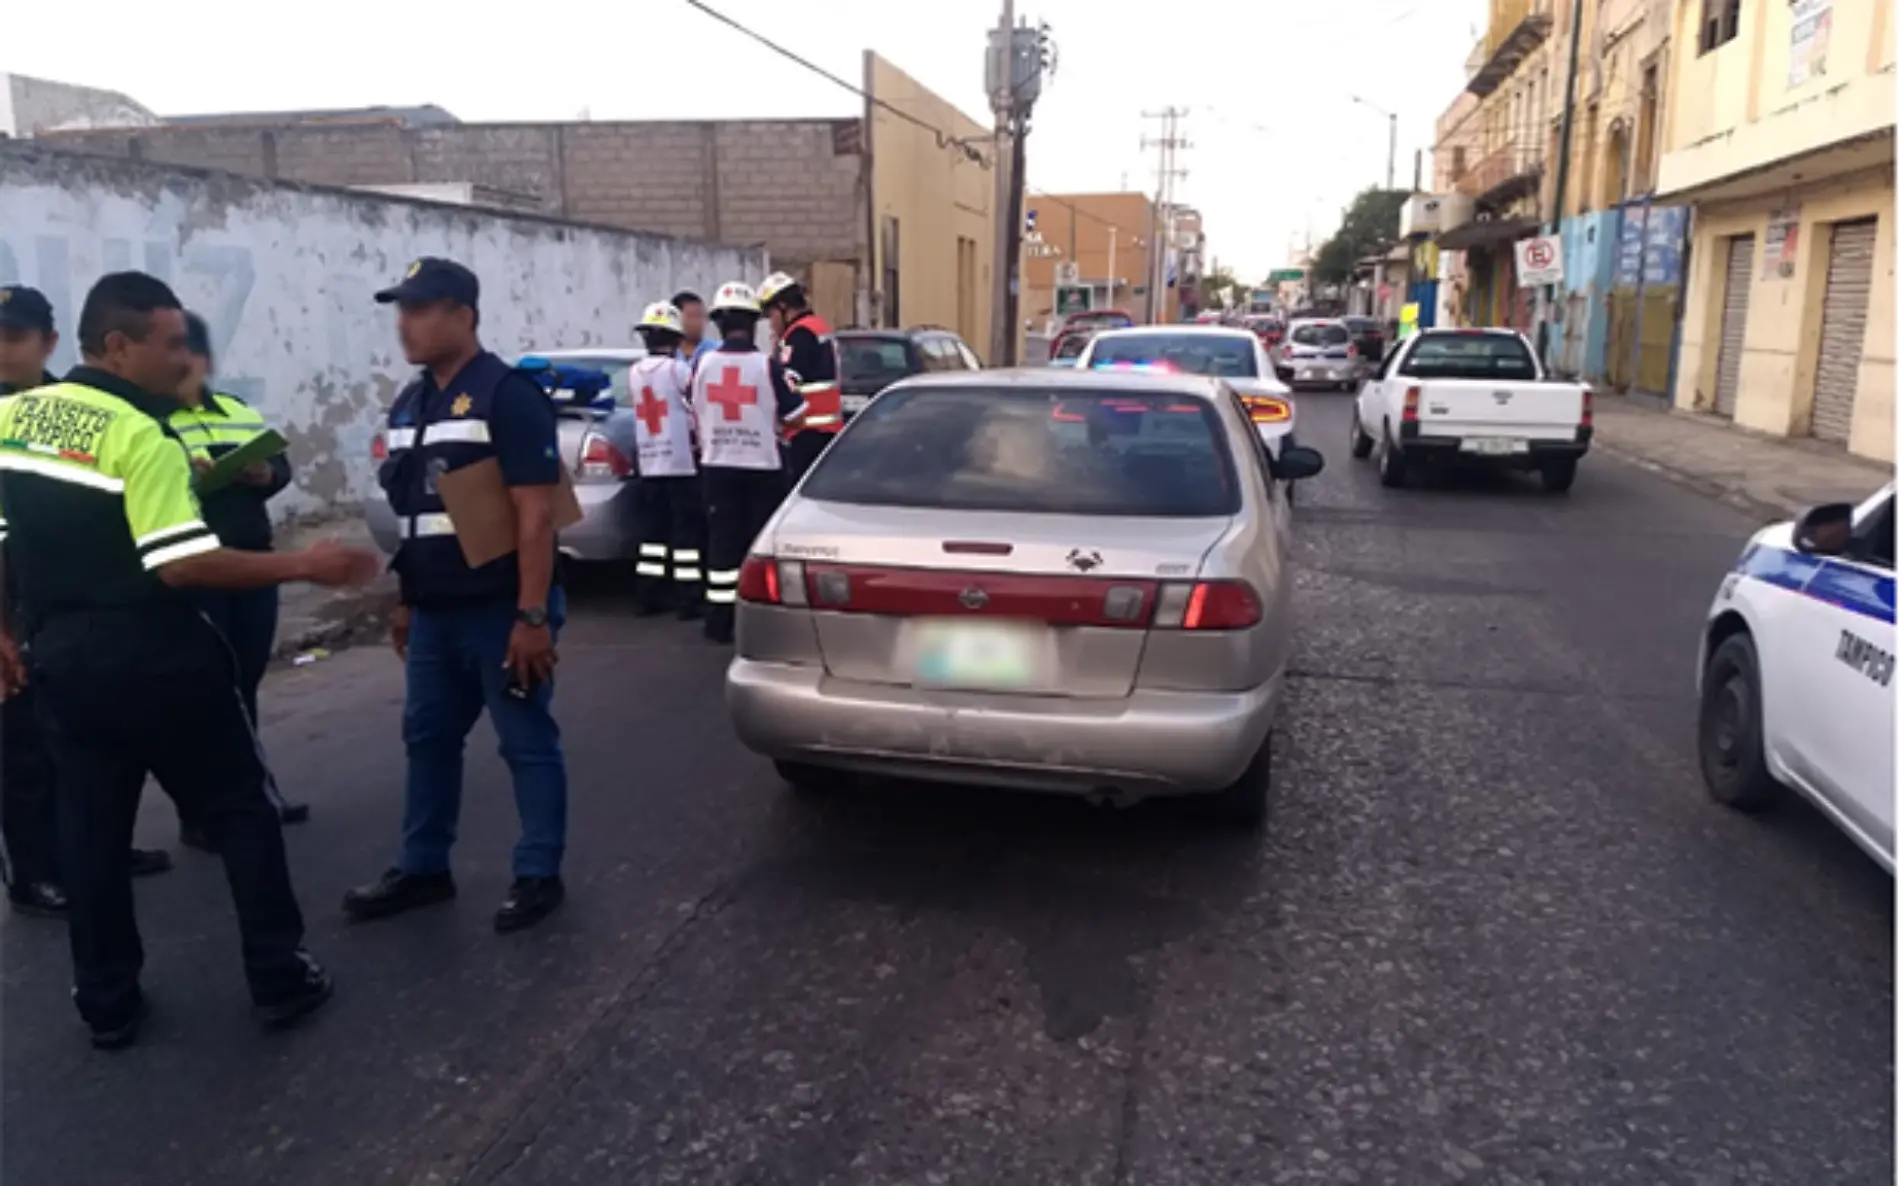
top-left (1788, 489), bottom-right (1895, 862)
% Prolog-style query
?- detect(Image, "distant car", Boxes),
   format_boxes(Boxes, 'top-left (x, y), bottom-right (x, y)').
top-left (1074, 326), bottom-right (1301, 486)
top-left (1241, 314), bottom-right (1285, 352)
top-left (1696, 484), bottom-right (1895, 872)
top-left (366, 347), bottom-right (646, 562)
top-left (724, 366), bottom-right (1327, 825)
top-left (1274, 319), bottom-right (1361, 391)
top-left (1341, 316), bottom-right (1386, 369)
top-left (836, 327), bottom-right (982, 417)
top-left (1049, 308), bottom-right (1136, 361)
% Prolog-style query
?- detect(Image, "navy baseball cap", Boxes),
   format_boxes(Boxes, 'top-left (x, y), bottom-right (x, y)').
top-left (0, 285), bottom-right (55, 334)
top-left (374, 257), bottom-right (479, 308)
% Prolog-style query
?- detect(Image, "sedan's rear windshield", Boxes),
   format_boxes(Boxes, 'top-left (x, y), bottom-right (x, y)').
top-left (1053, 333), bottom-right (1093, 360)
top-left (1289, 323), bottom-right (1350, 347)
top-left (1087, 333), bottom-right (1258, 378)
top-left (840, 338), bottom-right (912, 381)
top-left (801, 386), bottom-right (1240, 517)
top-left (1399, 332), bottom-right (1539, 380)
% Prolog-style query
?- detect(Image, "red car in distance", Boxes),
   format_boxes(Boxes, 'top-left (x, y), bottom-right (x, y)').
top-left (1049, 308), bottom-right (1136, 361)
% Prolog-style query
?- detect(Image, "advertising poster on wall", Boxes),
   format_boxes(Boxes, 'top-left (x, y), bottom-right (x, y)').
top-left (1763, 206), bottom-right (1802, 278)
top-left (1789, 0), bottom-right (1833, 87)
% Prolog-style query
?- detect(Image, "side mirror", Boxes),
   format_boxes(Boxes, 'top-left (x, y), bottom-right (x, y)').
top-left (1276, 444), bottom-right (1326, 482)
top-left (1793, 502), bottom-right (1856, 556)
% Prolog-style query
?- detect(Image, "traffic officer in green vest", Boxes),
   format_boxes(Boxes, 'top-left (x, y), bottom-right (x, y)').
top-left (0, 284), bottom-right (173, 922)
top-left (0, 271), bottom-right (379, 1048)
top-left (169, 312), bottom-right (310, 847)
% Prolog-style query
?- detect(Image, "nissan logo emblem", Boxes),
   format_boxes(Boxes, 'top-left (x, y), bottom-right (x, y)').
top-left (959, 587), bottom-right (989, 610)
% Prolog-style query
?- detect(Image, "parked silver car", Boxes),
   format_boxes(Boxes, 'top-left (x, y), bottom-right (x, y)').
top-left (724, 367), bottom-right (1326, 825)
top-left (366, 347), bottom-right (647, 562)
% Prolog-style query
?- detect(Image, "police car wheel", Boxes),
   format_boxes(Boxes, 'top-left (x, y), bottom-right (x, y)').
top-left (1697, 633), bottom-right (1783, 812)
top-left (1205, 733), bottom-right (1273, 829)
top-left (775, 760), bottom-right (844, 797)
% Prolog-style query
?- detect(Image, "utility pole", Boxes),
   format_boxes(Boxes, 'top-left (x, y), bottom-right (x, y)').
top-left (1141, 106), bottom-right (1189, 324)
top-left (1386, 111), bottom-right (1398, 192)
top-left (1540, 0), bottom-right (1588, 363)
top-left (985, 5), bottom-right (1055, 365)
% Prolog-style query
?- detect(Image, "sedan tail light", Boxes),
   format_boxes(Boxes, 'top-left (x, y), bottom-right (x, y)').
top-left (739, 555), bottom-right (809, 606)
top-left (1152, 580), bottom-right (1263, 630)
top-left (576, 432), bottom-right (631, 480)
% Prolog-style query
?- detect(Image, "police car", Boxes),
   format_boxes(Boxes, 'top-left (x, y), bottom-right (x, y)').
top-left (1696, 484), bottom-right (1895, 872)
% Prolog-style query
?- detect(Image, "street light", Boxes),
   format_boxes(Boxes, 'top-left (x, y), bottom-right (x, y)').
top-left (1348, 94), bottom-right (1399, 192)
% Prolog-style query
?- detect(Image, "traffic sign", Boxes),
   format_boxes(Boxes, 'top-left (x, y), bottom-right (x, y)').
top-left (1267, 268), bottom-right (1304, 283)
top-left (1515, 234), bottom-right (1564, 286)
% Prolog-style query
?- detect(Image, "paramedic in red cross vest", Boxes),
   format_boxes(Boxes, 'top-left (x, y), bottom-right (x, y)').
top-left (344, 257), bottom-right (570, 935)
top-left (758, 272), bottom-right (841, 483)
top-left (692, 281), bottom-right (804, 645)
top-left (628, 301), bottom-right (707, 619)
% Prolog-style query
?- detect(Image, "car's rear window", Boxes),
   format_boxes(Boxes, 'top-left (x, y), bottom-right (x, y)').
top-left (1399, 333), bottom-right (1539, 380)
top-left (840, 338), bottom-right (912, 381)
top-left (801, 386), bottom-right (1240, 517)
top-left (1289, 323), bottom-right (1350, 347)
top-left (1087, 333), bottom-right (1258, 378)
top-left (1053, 333), bottom-right (1093, 360)
top-left (1068, 312), bottom-right (1134, 331)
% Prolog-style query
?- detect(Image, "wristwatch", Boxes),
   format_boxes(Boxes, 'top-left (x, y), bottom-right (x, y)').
top-left (516, 606), bottom-right (549, 628)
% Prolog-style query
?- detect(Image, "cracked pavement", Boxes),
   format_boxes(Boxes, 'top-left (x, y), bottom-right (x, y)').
top-left (3, 393), bottom-right (1890, 1186)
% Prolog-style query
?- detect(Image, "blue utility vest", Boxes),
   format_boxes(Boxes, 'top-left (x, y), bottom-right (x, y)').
top-left (380, 351), bottom-right (537, 606)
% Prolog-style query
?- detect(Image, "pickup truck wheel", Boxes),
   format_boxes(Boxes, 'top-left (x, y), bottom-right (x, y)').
top-left (1697, 634), bottom-right (1782, 811)
top-left (1206, 734), bottom-right (1272, 828)
top-left (1349, 408), bottom-right (1374, 458)
top-left (1539, 457), bottom-right (1579, 494)
top-left (1376, 424), bottom-right (1408, 488)
top-left (775, 760), bottom-right (844, 797)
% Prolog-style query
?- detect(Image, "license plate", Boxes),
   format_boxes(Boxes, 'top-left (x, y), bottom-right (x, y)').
top-left (1461, 437), bottom-right (1528, 456)
top-left (841, 394), bottom-right (870, 414)
top-left (910, 619), bottom-right (1050, 691)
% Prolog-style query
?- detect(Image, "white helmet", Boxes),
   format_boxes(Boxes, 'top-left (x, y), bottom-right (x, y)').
top-left (757, 271), bottom-right (799, 306)
top-left (637, 301), bottom-right (683, 334)
top-left (711, 281), bottom-right (761, 314)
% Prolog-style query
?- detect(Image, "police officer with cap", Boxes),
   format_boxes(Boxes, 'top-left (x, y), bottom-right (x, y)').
top-left (342, 258), bottom-right (571, 934)
top-left (758, 272), bottom-right (842, 483)
top-left (0, 271), bottom-right (377, 1047)
top-left (0, 284), bottom-right (173, 921)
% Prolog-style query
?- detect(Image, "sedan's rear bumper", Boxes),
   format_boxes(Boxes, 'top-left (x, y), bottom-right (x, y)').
top-left (725, 658), bottom-right (1283, 798)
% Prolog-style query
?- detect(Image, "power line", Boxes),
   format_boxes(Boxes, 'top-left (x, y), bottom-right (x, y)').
top-left (681, 0), bottom-right (992, 168)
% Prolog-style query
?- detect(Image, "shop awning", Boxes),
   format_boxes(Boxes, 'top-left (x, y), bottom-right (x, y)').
top-left (1436, 216), bottom-right (1543, 252)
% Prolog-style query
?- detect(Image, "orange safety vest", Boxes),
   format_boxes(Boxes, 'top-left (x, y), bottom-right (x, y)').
top-left (779, 312), bottom-right (844, 434)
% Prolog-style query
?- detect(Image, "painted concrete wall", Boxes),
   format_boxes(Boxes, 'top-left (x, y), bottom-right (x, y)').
top-left (0, 145), bottom-right (766, 517)
top-left (1673, 165), bottom-right (1894, 461)
top-left (1556, 209), bottom-right (1623, 379)
top-left (866, 53), bottom-right (994, 347)
top-left (1661, 0), bottom-right (1894, 196)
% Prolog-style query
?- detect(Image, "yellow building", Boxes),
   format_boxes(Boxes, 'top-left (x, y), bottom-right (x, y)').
top-left (1018, 192), bottom-right (1170, 330)
top-left (865, 52), bottom-right (995, 353)
top-left (1658, 0), bottom-right (1895, 461)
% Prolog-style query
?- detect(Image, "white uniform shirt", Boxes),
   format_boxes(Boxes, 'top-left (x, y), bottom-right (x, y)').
top-left (691, 347), bottom-right (795, 471)
top-left (627, 354), bottom-right (697, 478)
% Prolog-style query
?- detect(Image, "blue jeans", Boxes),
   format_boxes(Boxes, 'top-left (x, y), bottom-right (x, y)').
top-left (400, 591), bottom-right (567, 879)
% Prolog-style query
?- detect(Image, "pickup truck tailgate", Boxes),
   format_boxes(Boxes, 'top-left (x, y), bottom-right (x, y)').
top-left (1412, 380), bottom-right (1584, 441)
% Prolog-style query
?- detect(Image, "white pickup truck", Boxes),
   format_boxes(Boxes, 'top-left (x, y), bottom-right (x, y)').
top-left (1349, 328), bottom-right (1593, 493)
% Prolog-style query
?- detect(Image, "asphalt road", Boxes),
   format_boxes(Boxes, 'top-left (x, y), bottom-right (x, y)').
top-left (4, 393), bottom-right (1891, 1186)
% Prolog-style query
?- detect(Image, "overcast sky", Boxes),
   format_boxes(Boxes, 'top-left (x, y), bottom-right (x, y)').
top-left (9, 0), bottom-right (1485, 280)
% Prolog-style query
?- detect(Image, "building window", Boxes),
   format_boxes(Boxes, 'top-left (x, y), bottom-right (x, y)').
top-left (880, 215), bottom-right (901, 328)
top-left (1698, 0), bottom-right (1741, 54)
top-left (1451, 145), bottom-right (1468, 181)
top-left (1635, 63), bottom-right (1660, 191)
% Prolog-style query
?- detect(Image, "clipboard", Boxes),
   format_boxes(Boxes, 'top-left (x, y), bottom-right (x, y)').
top-left (432, 458), bottom-right (584, 568)
top-left (196, 430), bottom-right (289, 493)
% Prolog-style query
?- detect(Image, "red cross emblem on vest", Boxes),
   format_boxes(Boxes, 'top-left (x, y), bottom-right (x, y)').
top-left (636, 385), bottom-right (668, 436)
top-left (706, 366), bottom-right (759, 422)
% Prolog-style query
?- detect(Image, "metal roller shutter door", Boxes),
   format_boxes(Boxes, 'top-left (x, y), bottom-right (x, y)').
top-left (1713, 235), bottom-right (1754, 418)
top-left (1810, 219), bottom-right (1878, 445)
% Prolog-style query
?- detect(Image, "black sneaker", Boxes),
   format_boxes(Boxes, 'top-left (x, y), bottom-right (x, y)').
top-left (179, 823), bottom-right (217, 854)
top-left (341, 868), bottom-right (456, 922)
top-left (278, 803), bottom-right (311, 825)
top-left (128, 848), bottom-right (173, 878)
top-left (494, 876), bottom-right (565, 933)
top-left (9, 881), bottom-right (67, 918)
top-left (253, 952), bottom-right (334, 1029)
top-left (89, 993), bottom-right (149, 1052)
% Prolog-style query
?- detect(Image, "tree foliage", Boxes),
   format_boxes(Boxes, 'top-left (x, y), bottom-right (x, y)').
top-left (1202, 266), bottom-right (1247, 308)
top-left (1312, 188), bottom-right (1409, 286)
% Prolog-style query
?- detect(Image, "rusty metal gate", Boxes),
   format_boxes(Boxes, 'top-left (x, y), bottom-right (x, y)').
top-left (1810, 219), bottom-right (1877, 444)
top-left (1713, 235), bottom-right (1754, 417)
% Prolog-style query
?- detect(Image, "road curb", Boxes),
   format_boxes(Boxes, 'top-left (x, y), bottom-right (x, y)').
top-left (1593, 440), bottom-right (1798, 525)
top-left (272, 583), bottom-right (399, 662)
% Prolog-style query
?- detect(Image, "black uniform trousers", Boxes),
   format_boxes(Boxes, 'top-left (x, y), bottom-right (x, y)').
top-left (31, 609), bottom-right (308, 1028)
top-left (702, 466), bottom-right (788, 642)
top-left (0, 681), bottom-right (59, 888)
top-left (784, 429), bottom-right (834, 485)
top-left (193, 586), bottom-right (291, 811)
top-left (632, 474), bottom-right (707, 614)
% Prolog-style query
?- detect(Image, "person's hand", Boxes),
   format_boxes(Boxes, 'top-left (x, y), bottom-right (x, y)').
top-left (238, 461), bottom-right (275, 486)
top-left (0, 633), bottom-right (25, 700)
top-left (297, 540), bottom-right (382, 588)
top-left (191, 456), bottom-right (214, 475)
top-left (390, 603), bottom-right (411, 660)
top-left (505, 620), bottom-right (558, 689)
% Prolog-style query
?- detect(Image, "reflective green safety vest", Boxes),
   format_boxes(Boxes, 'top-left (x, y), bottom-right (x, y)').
top-left (168, 390), bottom-right (269, 463)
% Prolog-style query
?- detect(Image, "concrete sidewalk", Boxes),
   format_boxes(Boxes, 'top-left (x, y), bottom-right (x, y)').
top-left (1591, 394), bottom-right (1893, 523)
top-left (272, 516), bottom-right (398, 661)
